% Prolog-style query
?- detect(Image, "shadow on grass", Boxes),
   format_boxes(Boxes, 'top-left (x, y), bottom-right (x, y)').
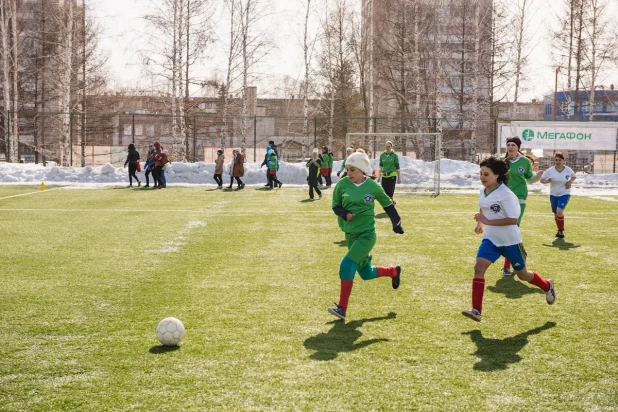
top-left (303, 312), bottom-right (396, 361)
top-left (375, 212), bottom-right (387, 219)
top-left (542, 238), bottom-right (581, 250)
top-left (300, 199), bottom-right (315, 203)
top-left (463, 321), bottom-right (556, 371)
top-left (487, 275), bottom-right (541, 300)
top-left (333, 240), bottom-right (347, 247)
top-left (149, 345), bottom-right (181, 354)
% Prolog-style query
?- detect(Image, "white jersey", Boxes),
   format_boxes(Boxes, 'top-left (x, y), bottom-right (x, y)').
top-left (479, 184), bottom-right (522, 247)
top-left (541, 166), bottom-right (574, 196)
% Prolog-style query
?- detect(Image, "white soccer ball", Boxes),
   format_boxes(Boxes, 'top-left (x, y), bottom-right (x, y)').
top-left (156, 317), bottom-right (185, 346)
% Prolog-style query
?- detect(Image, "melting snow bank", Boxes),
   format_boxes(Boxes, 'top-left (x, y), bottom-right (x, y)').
top-left (0, 158), bottom-right (617, 195)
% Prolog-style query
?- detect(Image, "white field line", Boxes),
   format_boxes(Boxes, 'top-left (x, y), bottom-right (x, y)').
top-left (0, 187), bottom-right (64, 201)
top-left (146, 220), bottom-right (206, 254)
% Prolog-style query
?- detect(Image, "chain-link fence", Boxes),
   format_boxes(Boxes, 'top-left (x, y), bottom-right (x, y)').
top-left (12, 111), bottom-right (617, 169)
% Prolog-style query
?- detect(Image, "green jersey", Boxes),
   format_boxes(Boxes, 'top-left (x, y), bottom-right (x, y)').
top-left (268, 155), bottom-right (279, 171)
top-left (379, 152), bottom-right (400, 177)
top-left (500, 154), bottom-right (533, 200)
top-left (332, 177), bottom-right (392, 234)
top-left (321, 153), bottom-right (333, 168)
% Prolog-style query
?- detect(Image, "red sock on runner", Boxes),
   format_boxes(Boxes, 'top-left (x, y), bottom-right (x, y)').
top-left (555, 216), bottom-right (565, 231)
top-left (472, 278), bottom-right (485, 313)
top-left (338, 280), bottom-right (354, 310)
top-left (528, 272), bottom-right (550, 292)
top-left (503, 258), bottom-right (511, 269)
top-left (376, 266), bottom-right (397, 278)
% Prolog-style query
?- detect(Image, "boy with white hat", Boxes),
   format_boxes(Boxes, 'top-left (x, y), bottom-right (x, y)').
top-left (328, 152), bottom-right (405, 321)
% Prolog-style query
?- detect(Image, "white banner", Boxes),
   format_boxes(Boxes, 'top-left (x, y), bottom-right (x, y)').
top-left (500, 122), bottom-right (617, 151)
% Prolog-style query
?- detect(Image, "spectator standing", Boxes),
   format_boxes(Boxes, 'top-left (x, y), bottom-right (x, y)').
top-left (232, 148), bottom-right (246, 190)
top-left (320, 146), bottom-right (334, 187)
top-left (143, 145), bottom-right (155, 188)
top-left (267, 150), bottom-right (282, 189)
top-left (261, 140), bottom-right (278, 187)
top-left (306, 149), bottom-right (323, 200)
top-left (214, 149), bottom-right (225, 189)
top-left (123, 143), bottom-right (141, 187)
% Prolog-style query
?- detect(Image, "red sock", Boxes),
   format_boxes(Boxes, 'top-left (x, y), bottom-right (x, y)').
top-left (555, 215), bottom-right (565, 231)
top-left (376, 266), bottom-right (397, 278)
top-left (503, 258), bottom-right (511, 269)
top-left (472, 278), bottom-right (485, 313)
top-left (528, 272), bottom-right (550, 292)
top-left (338, 280), bottom-right (354, 311)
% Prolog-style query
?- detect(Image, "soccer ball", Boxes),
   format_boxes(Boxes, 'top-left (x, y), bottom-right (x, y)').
top-left (156, 317), bottom-right (185, 346)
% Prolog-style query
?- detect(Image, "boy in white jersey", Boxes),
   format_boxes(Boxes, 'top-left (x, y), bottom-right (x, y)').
top-left (462, 157), bottom-right (556, 322)
top-left (540, 152), bottom-right (576, 239)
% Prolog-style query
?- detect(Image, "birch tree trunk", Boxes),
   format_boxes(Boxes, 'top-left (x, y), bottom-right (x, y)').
top-left (9, 0), bottom-right (19, 163)
top-left (61, 0), bottom-right (74, 166)
top-left (470, 1), bottom-right (481, 162)
top-left (171, 0), bottom-right (179, 156)
top-left (367, 0), bottom-right (373, 132)
top-left (177, 0), bottom-right (187, 161)
top-left (302, 0), bottom-right (311, 139)
top-left (0, 0), bottom-right (12, 161)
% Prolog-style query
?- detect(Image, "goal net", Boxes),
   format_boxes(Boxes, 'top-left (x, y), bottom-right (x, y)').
top-left (345, 132), bottom-right (443, 195)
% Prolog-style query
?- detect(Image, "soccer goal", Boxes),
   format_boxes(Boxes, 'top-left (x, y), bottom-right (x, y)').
top-left (345, 132), bottom-right (443, 195)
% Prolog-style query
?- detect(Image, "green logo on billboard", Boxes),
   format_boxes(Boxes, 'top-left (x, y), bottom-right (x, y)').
top-left (522, 129), bottom-right (534, 141)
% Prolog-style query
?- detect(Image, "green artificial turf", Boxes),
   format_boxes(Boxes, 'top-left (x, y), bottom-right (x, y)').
top-left (0, 185), bottom-right (616, 411)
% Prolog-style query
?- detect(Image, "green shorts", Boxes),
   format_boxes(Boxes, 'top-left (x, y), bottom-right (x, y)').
top-left (345, 231), bottom-right (376, 269)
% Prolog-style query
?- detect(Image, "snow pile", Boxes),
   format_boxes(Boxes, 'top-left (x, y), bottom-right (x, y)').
top-left (0, 158), bottom-right (617, 195)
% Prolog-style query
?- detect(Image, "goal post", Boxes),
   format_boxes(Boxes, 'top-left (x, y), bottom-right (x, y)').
top-left (345, 132), bottom-right (443, 195)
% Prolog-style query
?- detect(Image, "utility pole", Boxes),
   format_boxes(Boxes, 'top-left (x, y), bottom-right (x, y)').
top-left (554, 67), bottom-right (561, 121)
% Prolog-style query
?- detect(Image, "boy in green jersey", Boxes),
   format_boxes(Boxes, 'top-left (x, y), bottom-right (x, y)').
top-left (328, 152), bottom-right (405, 321)
top-left (377, 141), bottom-right (401, 204)
top-left (500, 137), bottom-right (543, 276)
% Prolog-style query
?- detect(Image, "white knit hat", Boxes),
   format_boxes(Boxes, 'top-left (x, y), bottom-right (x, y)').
top-left (346, 152), bottom-right (370, 172)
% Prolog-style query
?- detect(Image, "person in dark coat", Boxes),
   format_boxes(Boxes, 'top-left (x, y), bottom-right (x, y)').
top-left (123, 143), bottom-right (141, 187)
top-left (232, 148), bottom-right (245, 190)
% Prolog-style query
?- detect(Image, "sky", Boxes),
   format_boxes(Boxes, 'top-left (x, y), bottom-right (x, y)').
top-left (90, 0), bottom-right (618, 102)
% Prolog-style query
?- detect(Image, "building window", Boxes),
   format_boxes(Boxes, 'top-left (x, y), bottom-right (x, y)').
top-left (146, 124), bottom-right (155, 137)
top-left (124, 125), bottom-right (132, 136)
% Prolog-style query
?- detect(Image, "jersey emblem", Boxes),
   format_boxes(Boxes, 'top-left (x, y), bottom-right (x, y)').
top-left (490, 204), bottom-right (501, 213)
top-left (565, 175), bottom-right (570, 180)
top-left (363, 194), bottom-right (373, 204)
top-left (518, 167), bottom-right (524, 173)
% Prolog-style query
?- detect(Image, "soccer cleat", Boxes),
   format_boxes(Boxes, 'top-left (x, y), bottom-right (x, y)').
top-left (328, 304), bottom-right (346, 320)
top-left (546, 279), bottom-right (556, 305)
top-left (556, 230), bottom-right (565, 238)
top-left (503, 267), bottom-right (513, 276)
top-left (462, 308), bottom-right (482, 322)
top-left (392, 266), bottom-right (401, 289)
top-left (278, 182), bottom-right (282, 188)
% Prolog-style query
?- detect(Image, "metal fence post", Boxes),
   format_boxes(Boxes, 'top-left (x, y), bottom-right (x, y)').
top-left (131, 114), bottom-right (135, 144)
top-left (70, 112), bottom-right (73, 166)
top-left (193, 115), bottom-right (197, 162)
top-left (6, 110), bottom-right (10, 162)
top-left (253, 115), bottom-right (257, 162)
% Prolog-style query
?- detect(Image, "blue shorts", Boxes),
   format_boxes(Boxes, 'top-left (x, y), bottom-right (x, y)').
top-left (550, 195), bottom-right (570, 214)
top-left (477, 238), bottom-right (527, 271)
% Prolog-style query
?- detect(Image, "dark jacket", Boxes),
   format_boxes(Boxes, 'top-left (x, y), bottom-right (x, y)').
top-left (124, 144), bottom-right (140, 166)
